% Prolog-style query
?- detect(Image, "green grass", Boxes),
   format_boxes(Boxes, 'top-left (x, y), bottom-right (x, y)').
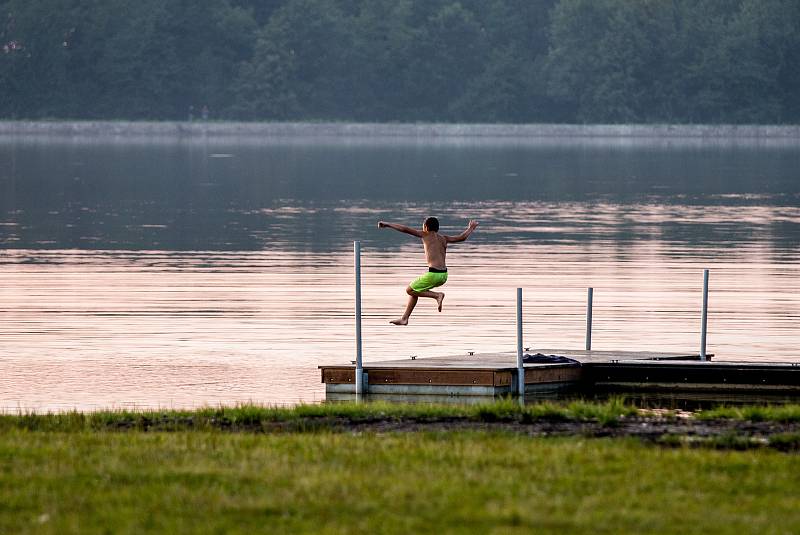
top-left (2, 430), bottom-right (799, 534)
top-left (696, 404), bottom-right (800, 423)
top-left (5, 399), bottom-right (800, 434)
top-left (0, 398), bottom-right (640, 433)
top-left (5, 400), bottom-right (800, 435)
top-left (2, 401), bottom-right (800, 533)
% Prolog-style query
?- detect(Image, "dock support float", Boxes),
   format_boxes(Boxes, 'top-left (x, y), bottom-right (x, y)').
top-left (354, 241), bottom-right (364, 395)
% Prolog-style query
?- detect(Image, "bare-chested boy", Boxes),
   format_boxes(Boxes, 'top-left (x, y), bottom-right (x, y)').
top-left (377, 217), bottom-right (478, 325)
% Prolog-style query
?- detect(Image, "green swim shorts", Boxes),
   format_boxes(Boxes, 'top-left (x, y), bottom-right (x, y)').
top-left (409, 270), bottom-right (448, 292)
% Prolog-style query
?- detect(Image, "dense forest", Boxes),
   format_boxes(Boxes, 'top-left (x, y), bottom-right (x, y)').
top-left (1, 0), bottom-right (799, 124)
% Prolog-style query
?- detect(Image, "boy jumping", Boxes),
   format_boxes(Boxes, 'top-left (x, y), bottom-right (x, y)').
top-left (377, 217), bottom-right (479, 325)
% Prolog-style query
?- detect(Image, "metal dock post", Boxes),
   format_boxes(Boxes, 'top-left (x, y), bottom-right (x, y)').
top-left (516, 288), bottom-right (524, 398)
top-left (354, 241), bottom-right (364, 394)
top-left (700, 269), bottom-right (709, 362)
top-left (586, 287), bottom-right (593, 351)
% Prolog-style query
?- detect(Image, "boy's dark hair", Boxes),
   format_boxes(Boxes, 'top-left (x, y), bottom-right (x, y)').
top-left (424, 216), bottom-right (439, 232)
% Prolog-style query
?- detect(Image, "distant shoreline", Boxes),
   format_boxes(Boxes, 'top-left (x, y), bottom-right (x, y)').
top-left (1, 120), bottom-right (799, 139)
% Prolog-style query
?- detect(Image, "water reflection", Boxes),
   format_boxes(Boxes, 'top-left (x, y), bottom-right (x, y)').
top-left (0, 136), bottom-right (798, 410)
top-left (2, 135), bottom-right (798, 250)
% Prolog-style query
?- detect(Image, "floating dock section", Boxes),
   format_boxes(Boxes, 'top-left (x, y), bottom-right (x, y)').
top-left (320, 349), bottom-right (800, 400)
top-left (332, 247), bottom-right (798, 402)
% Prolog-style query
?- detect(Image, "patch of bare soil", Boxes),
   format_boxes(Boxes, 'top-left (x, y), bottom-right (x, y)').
top-left (113, 415), bottom-right (800, 450)
top-left (284, 417), bottom-right (800, 451)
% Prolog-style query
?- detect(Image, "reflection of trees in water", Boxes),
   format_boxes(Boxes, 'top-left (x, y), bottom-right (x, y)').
top-left (0, 141), bottom-right (798, 254)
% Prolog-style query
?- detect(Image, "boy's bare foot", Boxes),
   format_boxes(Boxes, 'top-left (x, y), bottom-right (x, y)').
top-left (390, 318), bottom-right (408, 326)
top-left (436, 293), bottom-right (445, 312)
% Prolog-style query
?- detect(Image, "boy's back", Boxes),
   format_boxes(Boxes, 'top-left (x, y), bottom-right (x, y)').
top-left (421, 231), bottom-right (447, 270)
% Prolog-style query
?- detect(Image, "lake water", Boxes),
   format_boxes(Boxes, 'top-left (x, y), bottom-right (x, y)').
top-left (1, 133), bottom-right (799, 411)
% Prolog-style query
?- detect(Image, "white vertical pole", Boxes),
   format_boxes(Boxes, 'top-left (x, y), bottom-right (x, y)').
top-left (700, 269), bottom-right (709, 362)
top-left (585, 287), bottom-right (594, 351)
top-left (355, 241), bottom-right (364, 394)
top-left (516, 288), bottom-right (524, 398)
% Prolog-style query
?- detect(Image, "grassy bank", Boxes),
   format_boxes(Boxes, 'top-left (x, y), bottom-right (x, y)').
top-left (0, 398), bottom-right (639, 433)
top-left (697, 404), bottom-right (800, 423)
top-left (4, 399), bottom-right (800, 433)
top-left (2, 430), bottom-right (799, 534)
top-left (3, 401), bottom-right (800, 533)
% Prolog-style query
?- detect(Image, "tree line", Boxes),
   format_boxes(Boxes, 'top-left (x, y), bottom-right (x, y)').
top-left (1, 0), bottom-right (798, 124)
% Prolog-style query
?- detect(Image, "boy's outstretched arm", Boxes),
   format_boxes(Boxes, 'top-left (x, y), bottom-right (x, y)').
top-left (378, 221), bottom-right (423, 237)
top-left (445, 220), bottom-right (479, 243)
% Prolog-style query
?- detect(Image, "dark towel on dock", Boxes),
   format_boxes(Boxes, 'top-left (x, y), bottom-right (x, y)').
top-left (522, 353), bottom-right (580, 365)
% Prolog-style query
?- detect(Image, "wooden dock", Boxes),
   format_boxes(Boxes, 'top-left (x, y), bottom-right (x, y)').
top-left (320, 349), bottom-right (800, 400)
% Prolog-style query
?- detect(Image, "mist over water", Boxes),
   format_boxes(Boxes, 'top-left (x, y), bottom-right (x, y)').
top-left (1, 134), bottom-right (799, 410)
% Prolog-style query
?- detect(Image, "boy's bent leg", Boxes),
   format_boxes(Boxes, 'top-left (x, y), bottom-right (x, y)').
top-left (415, 290), bottom-right (445, 312)
top-left (409, 285), bottom-right (445, 311)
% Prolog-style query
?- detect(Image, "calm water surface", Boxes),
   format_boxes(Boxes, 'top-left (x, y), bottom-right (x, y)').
top-left (1, 134), bottom-right (799, 410)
